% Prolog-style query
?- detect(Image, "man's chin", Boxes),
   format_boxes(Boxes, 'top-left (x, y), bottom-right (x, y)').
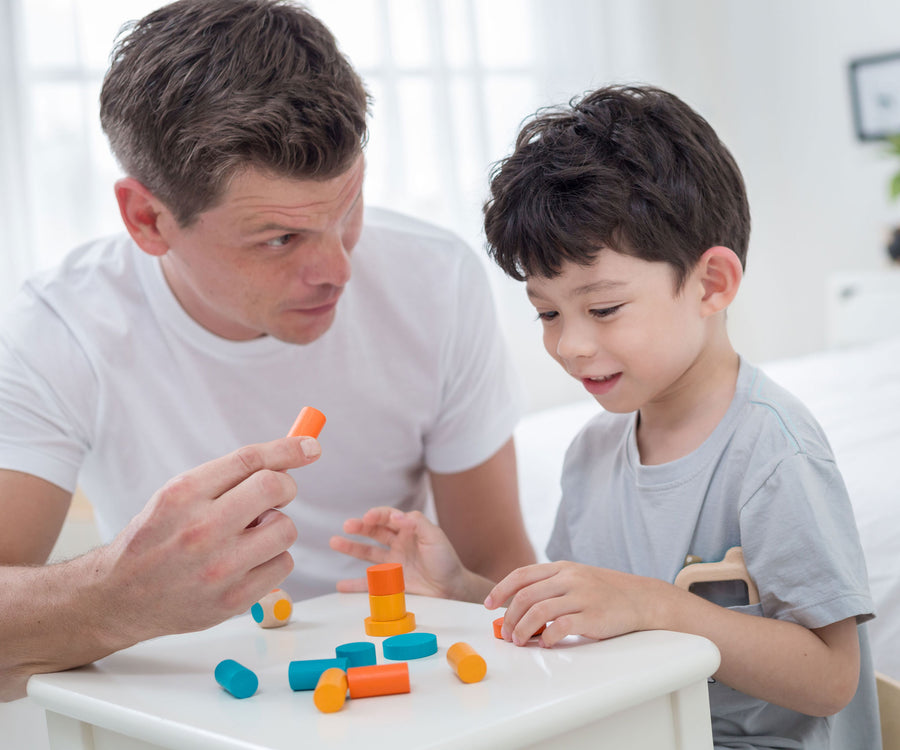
top-left (268, 309), bottom-right (337, 345)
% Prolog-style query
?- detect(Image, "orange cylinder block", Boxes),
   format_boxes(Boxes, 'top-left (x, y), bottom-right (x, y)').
top-left (313, 668), bottom-right (348, 713)
top-left (287, 406), bottom-right (327, 438)
top-left (366, 563), bottom-right (405, 596)
top-left (368, 591), bottom-right (407, 621)
top-left (447, 642), bottom-right (487, 684)
top-left (347, 662), bottom-right (410, 699)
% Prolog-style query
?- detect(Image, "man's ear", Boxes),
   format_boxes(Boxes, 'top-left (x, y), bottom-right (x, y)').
top-left (696, 246), bottom-right (743, 316)
top-left (114, 177), bottom-right (172, 257)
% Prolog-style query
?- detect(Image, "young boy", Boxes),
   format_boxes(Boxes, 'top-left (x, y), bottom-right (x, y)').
top-left (332, 85), bottom-right (880, 748)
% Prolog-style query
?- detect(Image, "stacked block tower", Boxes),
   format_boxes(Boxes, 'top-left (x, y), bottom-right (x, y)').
top-left (364, 563), bottom-right (416, 636)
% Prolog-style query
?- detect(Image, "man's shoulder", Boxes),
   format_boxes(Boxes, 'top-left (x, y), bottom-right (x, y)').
top-left (5, 233), bottom-right (145, 335)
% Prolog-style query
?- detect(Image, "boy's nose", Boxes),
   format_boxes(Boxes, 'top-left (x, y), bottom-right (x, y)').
top-left (555, 321), bottom-right (598, 362)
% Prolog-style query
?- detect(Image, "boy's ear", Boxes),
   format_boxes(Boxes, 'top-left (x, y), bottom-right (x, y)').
top-left (696, 246), bottom-right (743, 316)
top-left (114, 177), bottom-right (172, 257)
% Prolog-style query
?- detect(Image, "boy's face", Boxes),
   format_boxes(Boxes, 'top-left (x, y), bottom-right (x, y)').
top-left (156, 156), bottom-right (366, 344)
top-left (525, 250), bottom-right (709, 414)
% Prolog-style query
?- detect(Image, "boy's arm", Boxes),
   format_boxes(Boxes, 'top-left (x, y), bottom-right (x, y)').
top-left (0, 437), bottom-right (320, 702)
top-left (487, 562), bottom-right (860, 717)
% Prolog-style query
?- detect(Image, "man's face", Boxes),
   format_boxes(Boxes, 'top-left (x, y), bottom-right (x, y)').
top-left (525, 249), bottom-right (708, 414)
top-left (157, 155), bottom-right (365, 344)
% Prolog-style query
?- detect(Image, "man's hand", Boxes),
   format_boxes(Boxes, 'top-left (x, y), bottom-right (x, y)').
top-left (97, 435), bottom-right (322, 642)
top-left (0, 435), bottom-right (321, 701)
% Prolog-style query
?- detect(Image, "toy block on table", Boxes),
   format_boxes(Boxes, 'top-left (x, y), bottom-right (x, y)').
top-left (287, 405), bottom-right (326, 438)
top-left (336, 641), bottom-right (377, 668)
top-left (492, 616), bottom-right (546, 640)
top-left (314, 668), bottom-right (348, 713)
top-left (251, 588), bottom-right (292, 628)
top-left (364, 563), bottom-right (416, 637)
top-left (447, 642), bottom-right (486, 684)
top-left (288, 658), bottom-right (349, 691)
top-left (346, 662), bottom-right (410, 699)
top-left (214, 659), bottom-right (258, 699)
top-left (382, 632), bottom-right (437, 661)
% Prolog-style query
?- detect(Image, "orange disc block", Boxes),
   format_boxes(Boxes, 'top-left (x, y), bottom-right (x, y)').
top-left (368, 592), bottom-right (407, 622)
top-left (447, 642), bottom-right (487, 684)
top-left (313, 668), bottom-right (348, 713)
top-left (364, 611), bottom-right (416, 637)
top-left (366, 563), bottom-right (405, 596)
top-left (347, 662), bottom-right (410, 699)
top-left (287, 406), bottom-right (326, 438)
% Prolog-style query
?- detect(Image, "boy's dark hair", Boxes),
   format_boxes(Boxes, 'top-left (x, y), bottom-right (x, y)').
top-left (100, 0), bottom-right (370, 226)
top-left (483, 85), bottom-right (750, 288)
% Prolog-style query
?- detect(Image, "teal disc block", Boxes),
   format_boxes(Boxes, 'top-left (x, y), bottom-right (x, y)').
top-left (335, 641), bottom-right (377, 668)
top-left (288, 657), bottom-right (348, 691)
top-left (250, 602), bottom-right (264, 623)
top-left (382, 632), bottom-right (438, 661)
top-left (215, 659), bottom-right (258, 699)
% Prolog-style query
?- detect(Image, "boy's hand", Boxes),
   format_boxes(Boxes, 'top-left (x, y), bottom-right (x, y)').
top-left (330, 507), bottom-right (490, 602)
top-left (485, 561), bottom-right (667, 647)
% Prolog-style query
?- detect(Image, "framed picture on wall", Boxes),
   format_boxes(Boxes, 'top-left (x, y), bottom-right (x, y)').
top-left (849, 51), bottom-right (900, 141)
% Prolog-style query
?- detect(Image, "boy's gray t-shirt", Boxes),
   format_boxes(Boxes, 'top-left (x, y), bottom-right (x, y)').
top-left (547, 357), bottom-right (879, 749)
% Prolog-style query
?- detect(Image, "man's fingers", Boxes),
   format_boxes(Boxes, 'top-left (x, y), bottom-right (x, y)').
top-left (190, 436), bottom-right (321, 501)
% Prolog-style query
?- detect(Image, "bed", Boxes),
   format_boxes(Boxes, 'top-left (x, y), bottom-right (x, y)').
top-left (513, 332), bottom-right (900, 681)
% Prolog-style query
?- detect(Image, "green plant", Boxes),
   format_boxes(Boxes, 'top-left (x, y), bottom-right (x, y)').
top-left (888, 134), bottom-right (900, 200)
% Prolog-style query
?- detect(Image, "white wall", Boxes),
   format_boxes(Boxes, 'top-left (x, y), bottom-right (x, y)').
top-left (501, 0), bottom-right (900, 411)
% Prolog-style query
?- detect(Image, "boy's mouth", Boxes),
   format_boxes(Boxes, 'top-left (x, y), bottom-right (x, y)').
top-left (581, 372), bottom-right (622, 395)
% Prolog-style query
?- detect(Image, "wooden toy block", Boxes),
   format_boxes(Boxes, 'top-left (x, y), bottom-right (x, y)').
top-left (492, 616), bottom-right (546, 640)
top-left (214, 659), bottom-right (258, 699)
top-left (347, 662), bottom-right (410, 699)
top-left (287, 406), bottom-right (326, 438)
top-left (368, 591), bottom-right (407, 621)
top-left (364, 611), bottom-right (416, 637)
top-left (673, 546), bottom-right (760, 605)
top-left (250, 588), bottom-right (292, 628)
top-left (288, 657), bottom-right (349, 691)
top-left (382, 632), bottom-right (437, 661)
top-left (447, 642), bottom-right (487, 684)
top-left (313, 668), bottom-right (348, 713)
top-left (366, 562), bottom-right (405, 596)
top-left (335, 641), bottom-right (377, 668)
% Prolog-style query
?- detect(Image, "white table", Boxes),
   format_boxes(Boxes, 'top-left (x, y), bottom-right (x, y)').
top-left (28, 592), bottom-right (720, 750)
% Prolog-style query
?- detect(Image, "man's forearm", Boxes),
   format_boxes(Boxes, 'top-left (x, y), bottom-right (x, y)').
top-left (0, 550), bottom-right (130, 702)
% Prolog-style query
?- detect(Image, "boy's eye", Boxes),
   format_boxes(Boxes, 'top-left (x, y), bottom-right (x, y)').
top-left (536, 310), bottom-right (558, 322)
top-left (590, 305), bottom-right (622, 319)
top-left (265, 234), bottom-right (294, 249)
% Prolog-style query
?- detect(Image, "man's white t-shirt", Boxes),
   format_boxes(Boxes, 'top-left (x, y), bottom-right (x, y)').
top-left (0, 207), bottom-right (523, 598)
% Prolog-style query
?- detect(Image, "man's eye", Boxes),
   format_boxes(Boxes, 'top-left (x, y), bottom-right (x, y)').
top-left (265, 234), bottom-right (294, 248)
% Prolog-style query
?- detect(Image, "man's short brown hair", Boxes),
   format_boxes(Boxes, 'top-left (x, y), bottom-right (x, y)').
top-left (100, 0), bottom-right (370, 226)
top-left (483, 85), bottom-right (750, 288)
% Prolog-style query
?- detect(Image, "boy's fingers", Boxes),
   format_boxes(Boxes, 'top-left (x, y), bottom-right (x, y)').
top-left (485, 563), bottom-right (557, 609)
top-left (329, 535), bottom-right (389, 564)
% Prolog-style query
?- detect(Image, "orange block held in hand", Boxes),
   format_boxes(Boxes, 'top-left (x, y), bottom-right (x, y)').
top-left (288, 406), bottom-right (326, 438)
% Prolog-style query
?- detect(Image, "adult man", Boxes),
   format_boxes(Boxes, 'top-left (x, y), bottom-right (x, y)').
top-left (0, 0), bottom-right (532, 700)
